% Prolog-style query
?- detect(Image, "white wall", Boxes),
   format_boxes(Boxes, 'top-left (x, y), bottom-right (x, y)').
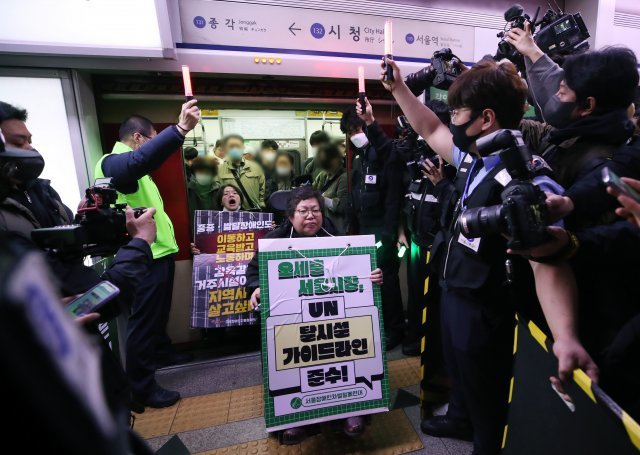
top-left (0, 76), bottom-right (82, 210)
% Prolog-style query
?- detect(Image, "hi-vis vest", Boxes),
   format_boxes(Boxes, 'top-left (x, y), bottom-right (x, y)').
top-left (94, 142), bottom-right (178, 259)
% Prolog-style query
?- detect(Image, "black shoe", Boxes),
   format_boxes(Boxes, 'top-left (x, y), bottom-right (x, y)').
top-left (401, 340), bottom-right (420, 356)
top-left (386, 333), bottom-right (404, 351)
top-left (133, 386), bottom-right (181, 409)
top-left (130, 400), bottom-right (145, 414)
top-left (155, 351), bottom-right (194, 368)
top-left (420, 415), bottom-right (473, 441)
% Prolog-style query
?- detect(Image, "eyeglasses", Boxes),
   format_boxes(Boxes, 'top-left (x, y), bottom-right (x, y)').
top-left (449, 107), bottom-right (473, 119)
top-left (296, 209), bottom-right (322, 217)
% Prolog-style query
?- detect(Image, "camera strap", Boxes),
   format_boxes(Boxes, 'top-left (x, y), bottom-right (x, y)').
top-left (230, 168), bottom-right (260, 210)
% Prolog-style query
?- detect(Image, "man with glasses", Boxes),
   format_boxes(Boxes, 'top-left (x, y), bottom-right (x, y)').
top-left (380, 59), bottom-right (598, 455)
top-left (95, 100), bottom-right (200, 409)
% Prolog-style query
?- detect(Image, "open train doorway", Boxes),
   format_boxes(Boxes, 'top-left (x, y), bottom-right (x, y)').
top-left (93, 72), bottom-right (400, 362)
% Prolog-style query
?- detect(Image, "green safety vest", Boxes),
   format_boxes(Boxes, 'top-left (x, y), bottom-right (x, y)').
top-left (94, 141), bottom-right (179, 259)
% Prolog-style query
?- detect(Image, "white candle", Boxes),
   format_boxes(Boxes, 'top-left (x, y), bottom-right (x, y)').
top-left (181, 65), bottom-right (193, 97)
top-left (358, 66), bottom-right (365, 92)
top-left (384, 19), bottom-right (393, 55)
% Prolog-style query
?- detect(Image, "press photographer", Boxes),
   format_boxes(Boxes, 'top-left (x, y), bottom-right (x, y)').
top-left (341, 106), bottom-right (406, 351)
top-left (380, 57), bottom-right (597, 455)
top-left (0, 122), bottom-right (158, 450)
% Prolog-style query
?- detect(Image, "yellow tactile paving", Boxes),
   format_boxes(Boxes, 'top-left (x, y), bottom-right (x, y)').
top-left (195, 409), bottom-right (422, 455)
top-left (170, 391), bottom-right (232, 433)
top-left (228, 385), bottom-right (264, 423)
top-left (132, 404), bottom-right (179, 439)
top-left (195, 437), bottom-right (301, 455)
top-left (388, 359), bottom-right (421, 390)
top-left (138, 359), bottom-right (422, 440)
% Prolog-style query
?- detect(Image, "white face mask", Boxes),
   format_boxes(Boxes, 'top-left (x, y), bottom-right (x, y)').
top-left (262, 151), bottom-right (277, 164)
top-left (195, 174), bottom-right (213, 186)
top-left (350, 132), bottom-right (369, 149)
top-left (276, 166), bottom-right (291, 177)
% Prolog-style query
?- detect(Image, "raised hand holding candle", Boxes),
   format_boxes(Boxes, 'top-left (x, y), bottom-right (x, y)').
top-left (358, 65), bottom-right (367, 113)
top-left (383, 19), bottom-right (394, 82)
top-left (181, 65), bottom-right (193, 100)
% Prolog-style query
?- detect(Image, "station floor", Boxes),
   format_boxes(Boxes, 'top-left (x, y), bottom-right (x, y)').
top-left (134, 345), bottom-right (474, 455)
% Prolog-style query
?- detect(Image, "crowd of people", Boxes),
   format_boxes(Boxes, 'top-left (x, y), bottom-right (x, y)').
top-left (2, 20), bottom-right (640, 455)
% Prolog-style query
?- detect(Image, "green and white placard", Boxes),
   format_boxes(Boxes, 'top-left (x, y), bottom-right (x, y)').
top-left (258, 235), bottom-right (389, 431)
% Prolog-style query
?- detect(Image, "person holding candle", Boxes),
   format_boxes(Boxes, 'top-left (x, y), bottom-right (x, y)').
top-left (94, 100), bottom-right (201, 409)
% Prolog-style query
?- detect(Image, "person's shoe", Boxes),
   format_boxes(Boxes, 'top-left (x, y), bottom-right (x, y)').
top-left (343, 416), bottom-right (365, 437)
top-left (130, 400), bottom-right (145, 414)
top-left (386, 332), bottom-right (404, 351)
top-left (420, 415), bottom-right (473, 441)
top-left (401, 340), bottom-right (420, 356)
top-left (155, 351), bottom-right (194, 368)
top-left (133, 387), bottom-right (181, 409)
top-left (281, 426), bottom-right (307, 445)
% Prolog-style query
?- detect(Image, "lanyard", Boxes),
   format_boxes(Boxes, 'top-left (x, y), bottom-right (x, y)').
top-left (461, 159), bottom-right (482, 209)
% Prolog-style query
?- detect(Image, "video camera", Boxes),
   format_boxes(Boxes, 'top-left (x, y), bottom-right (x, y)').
top-left (31, 178), bottom-right (145, 258)
top-left (495, 3), bottom-right (590, 73)
top-left (405, 48), bottom-right (463, 96)
top-left (458, 130), bottom-right (550, 250)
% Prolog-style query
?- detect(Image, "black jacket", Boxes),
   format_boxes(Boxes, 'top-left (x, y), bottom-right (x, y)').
top-left (349, 121), bottom-right (404, 239)
top-left (246, 219), bottom-right (337, 295)
top-left (101, 125), bottom-right (185, 193)
top-left (0, 178), bottom-right (73, 237)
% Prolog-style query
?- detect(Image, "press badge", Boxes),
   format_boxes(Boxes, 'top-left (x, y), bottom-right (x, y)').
top-left (365, 175), bottom-right (377, 184)
top-left (458, 233), bottom-right (481, 252)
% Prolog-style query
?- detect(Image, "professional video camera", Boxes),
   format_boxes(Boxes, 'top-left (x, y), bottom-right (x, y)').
top-left (405, 48), bottom-right (463, 96)
top-left (495, 3), bottom-right (590, 72)
top-left (31, 178), bottom-right (145, 258)
top-left (458, 129), bottom-right (550, 250)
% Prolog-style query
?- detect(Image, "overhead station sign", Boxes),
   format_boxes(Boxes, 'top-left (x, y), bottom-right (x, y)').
top-left (179, 0), bottom-right (475, 61)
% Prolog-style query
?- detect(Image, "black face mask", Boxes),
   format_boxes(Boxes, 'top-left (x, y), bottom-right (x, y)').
top-left (449, 112), bottom-right (481, 151)
top-left (543, 95), bottom-right (577, 128)
top-left (0, 150), bottom-right (46, 192)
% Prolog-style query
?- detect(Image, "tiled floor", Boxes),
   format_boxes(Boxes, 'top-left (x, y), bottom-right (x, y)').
top-left (137, 346), bottom-right (473, 454)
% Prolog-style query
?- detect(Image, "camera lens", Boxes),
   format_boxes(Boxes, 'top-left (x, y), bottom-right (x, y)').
top-left (459, 205), bottom-right (505, 238)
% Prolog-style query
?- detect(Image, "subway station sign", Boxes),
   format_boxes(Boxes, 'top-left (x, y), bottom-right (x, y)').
top-left (258, 235), bottom-right (389, 431)
top-left (179, 0), bottom-right (475, 61)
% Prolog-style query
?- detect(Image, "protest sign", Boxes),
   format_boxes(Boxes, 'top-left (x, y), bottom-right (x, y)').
top-left (191, 210), bottom-right (272, 328)
top-left (258, 235), bottom-right (389, 431)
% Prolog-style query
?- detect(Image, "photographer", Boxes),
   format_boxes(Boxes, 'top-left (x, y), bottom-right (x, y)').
top-left (95, 101), bottom-right (200, 409)
top-left (341, 106), bottom-right (406, 350)
top-left (0, 130), bottom-right (158, 440)
top-left (506, 26), bottom-right (639, 227)
top-left (381, 58), bottom-right (597, 454)
top-left (356, 98), bottom-right (453, 363)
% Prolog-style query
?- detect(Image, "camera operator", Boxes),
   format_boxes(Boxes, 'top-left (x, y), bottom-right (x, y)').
top-left (356, 98), bottom-right (454, 365)
top-left (95, 101), bottom-right (200, 409)
top-left (0, 130), bottom-right (158, 450)
top-left (506, 25), bottom-right (639, 225)
top-left (381, 58), bottom-right (597, 454)
top-left (341, 106), bottom-right (406, 351)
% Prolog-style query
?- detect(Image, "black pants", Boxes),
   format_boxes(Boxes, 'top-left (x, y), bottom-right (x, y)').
top-left (126, 254), bottom-right (175, 396)
top-left (441, 288), bottom-right (513, 455)
top-left (406, 240), bottom-right (445, 379)
top-left (376, 235), bottom-right (405, 340)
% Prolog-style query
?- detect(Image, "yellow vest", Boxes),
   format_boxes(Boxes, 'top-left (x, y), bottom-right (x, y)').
top-left (94, 142), bottom-right (179, 259)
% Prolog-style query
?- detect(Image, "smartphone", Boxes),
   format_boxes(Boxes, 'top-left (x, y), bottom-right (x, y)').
top-left (602, 168), bottom-right (640, 203)
top-left (65, 281), bottom-right (120, 317)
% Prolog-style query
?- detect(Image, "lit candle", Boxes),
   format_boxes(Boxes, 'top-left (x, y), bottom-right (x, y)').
top-left (384, 19), bottom-right (393, 56)
top-left (181, 65), bottom-right (193, 98)
top-left (358, 66), bottom-right (365, 93)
